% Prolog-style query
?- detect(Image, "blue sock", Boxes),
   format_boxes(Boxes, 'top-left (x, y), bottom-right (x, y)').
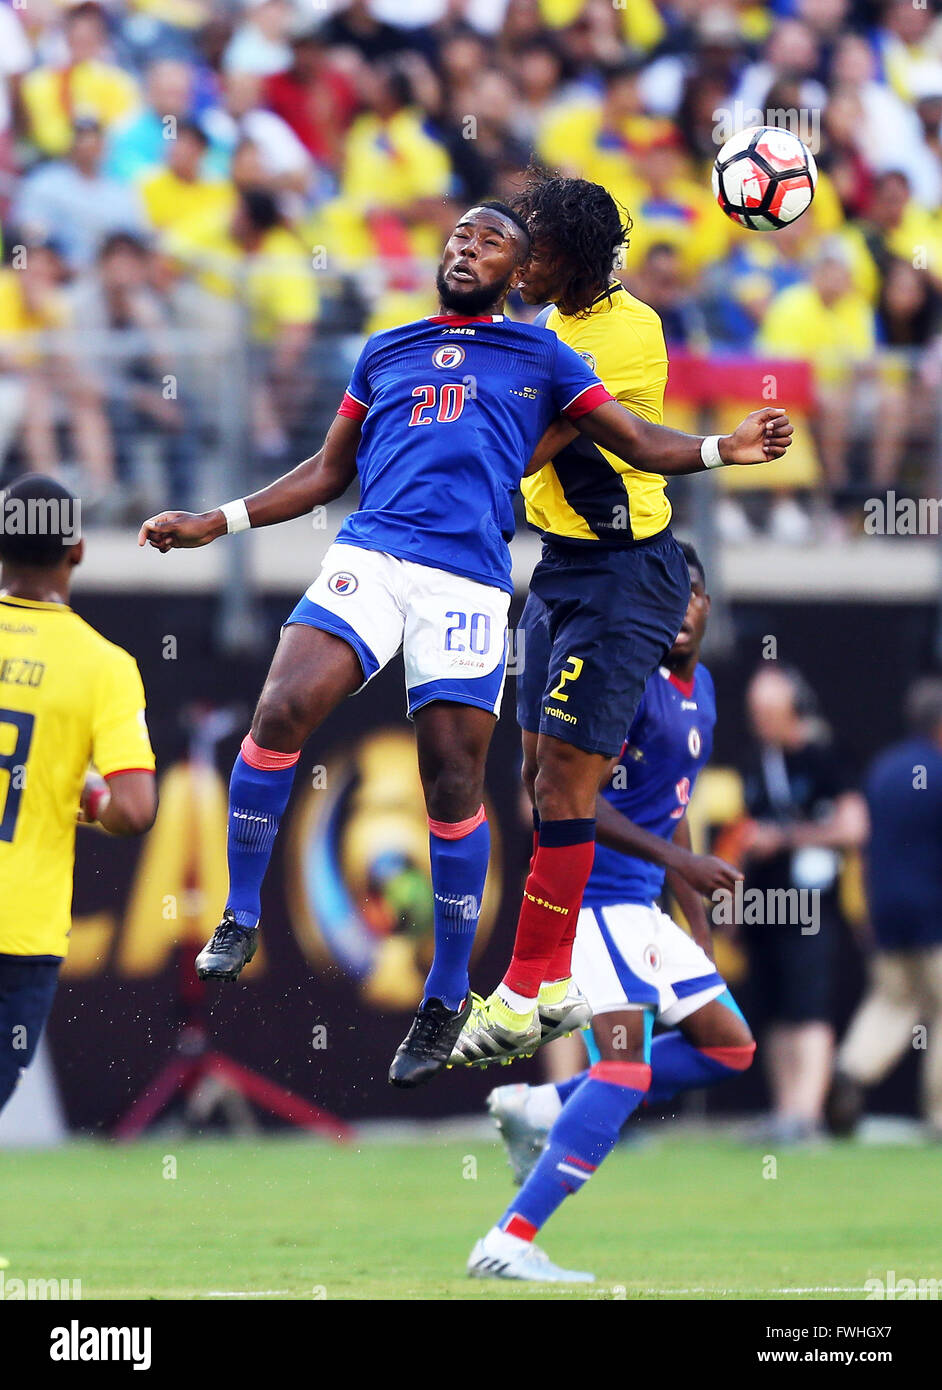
top-left (501, 1061), bottom-right (650, 1238)
top-left (422, 810), bottom-right (489, 1011)
top-left (225, 747), bottom-right (298, 928)
top-left (555, 1069), bottom-right (588, 1105)
top-left (647, 995), bottom-right (755, 1105)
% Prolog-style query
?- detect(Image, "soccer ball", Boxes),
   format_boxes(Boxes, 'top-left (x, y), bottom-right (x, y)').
top-left (711, 126), bottom-right (817, 231)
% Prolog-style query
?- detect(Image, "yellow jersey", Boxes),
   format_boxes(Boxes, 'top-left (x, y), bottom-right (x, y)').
top-left (21, 61), bottom-right (140, 157)
top-left (757, 281), bottom-right (875, 385)
top-left (0, 597), bottom-right (155, 958)
top-left (521, 283), bottom-right (671, 543)
top-left (138, 168), bottom-right (236, 235)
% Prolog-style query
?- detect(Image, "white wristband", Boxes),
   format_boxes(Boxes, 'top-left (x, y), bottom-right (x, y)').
top-left (700, 436), bottom-right (724, 469)
top-left (221, 498), bottom-right (251, 534)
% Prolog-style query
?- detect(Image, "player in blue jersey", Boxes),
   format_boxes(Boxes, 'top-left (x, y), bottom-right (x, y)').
top-left (467, 543), bottom-right (757, 1283)
top-left (140, 202), bottom-right (789, 1087)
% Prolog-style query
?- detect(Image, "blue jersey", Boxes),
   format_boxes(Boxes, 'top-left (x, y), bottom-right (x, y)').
top-left (583, 663), bottom-right (716, 908)
top-left (335, 313), bottom-right (612, 595)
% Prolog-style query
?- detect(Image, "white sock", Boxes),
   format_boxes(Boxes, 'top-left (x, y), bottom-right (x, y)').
top-left (495, 982), bottom-right (537, 1014)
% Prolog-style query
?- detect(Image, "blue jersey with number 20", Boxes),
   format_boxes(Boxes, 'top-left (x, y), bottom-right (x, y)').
top-left (336, 313), bottom-right (612, 595)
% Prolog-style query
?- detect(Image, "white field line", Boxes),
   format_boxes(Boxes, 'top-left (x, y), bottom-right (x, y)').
top-left (202, 1284), bottom-right (874, 1298)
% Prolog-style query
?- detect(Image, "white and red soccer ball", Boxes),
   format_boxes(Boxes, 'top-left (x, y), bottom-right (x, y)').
top-left (712, 126), bottom-right (817, 231)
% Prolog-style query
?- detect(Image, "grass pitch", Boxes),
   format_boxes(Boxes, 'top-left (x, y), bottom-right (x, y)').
top-left (0, 1131), bottom-right (937, 1300)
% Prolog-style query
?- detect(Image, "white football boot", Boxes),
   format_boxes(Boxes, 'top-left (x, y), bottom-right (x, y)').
top-left (487, 1083), bottom-right (553, 1185)
top-left (467, 1228), bottom-right (595, 1283)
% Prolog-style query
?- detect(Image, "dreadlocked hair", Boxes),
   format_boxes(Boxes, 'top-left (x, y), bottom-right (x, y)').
top-left (511, 167), bottom-right (632, 318)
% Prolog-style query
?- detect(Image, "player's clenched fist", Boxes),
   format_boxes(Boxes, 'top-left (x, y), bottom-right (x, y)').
top-left (137, 510), bottom-right (226, 552)
top-left (720, 408), bottom-right (793, 465)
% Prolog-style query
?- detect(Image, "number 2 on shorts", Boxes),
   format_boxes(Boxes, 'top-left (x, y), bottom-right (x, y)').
top-left (549, 655), bottom-right (583, 702)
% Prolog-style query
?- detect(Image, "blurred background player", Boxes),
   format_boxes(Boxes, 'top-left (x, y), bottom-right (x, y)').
top-left (140, 201), bottom-right (779, 1088)
top-left (828, 677), bottom-right (942, 1140)
top-left (738, 664), bottom-right (867, 1143)
top-left (0, 474), bottom-right (156, 1119)
top-left (452, 171), bottom-right (791, 1064)
top-left (467, 542), bottom-right (755, 1282)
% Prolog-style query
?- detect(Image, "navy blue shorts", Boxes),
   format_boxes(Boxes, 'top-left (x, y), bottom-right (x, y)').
top-left (0, 954), bottom-right (61, 1114)
top-left (516, 530), bottom-right (690, 757)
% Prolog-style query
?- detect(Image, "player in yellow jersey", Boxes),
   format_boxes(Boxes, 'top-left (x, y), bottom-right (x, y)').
top-left (0, 475), bottom-right (156, 1116)
top-left (453, 173), bottom-right (759, 1064)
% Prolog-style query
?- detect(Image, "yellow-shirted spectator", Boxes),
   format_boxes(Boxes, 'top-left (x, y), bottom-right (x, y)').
top-left (339, 104), bottom-right (451, 264)
top-left (758, 251), bottom-right (875, 380)
top-left (626, 131), bottom-right (732, 276)
top-left (138, 120), bottom-right (235, 236)
top-left (838, 171), bottom-right (942, 303)
top-left (0, 250), bottom-right (71, 474)
top-left (758, 246), bottom-right (875, 496)
top-left (538, 61), bottom-right (669, 212)
top-left (877, 0), bottom-right (942, 103)
top-left (304, 65), bottom-right (452, 331)
top-left (165, 187), bottom-right (317, 455)
top-left (0, 244), bottom-right (114, 488)
top-left (21, 2), bottom-right (139, 157)
top-left (0, 260), bottom-right (70, 368)
top-left (165, 189), bottom-right (318, 343)
top-left (342, 107), bottom-right (450, 212)
top-left (539, 0), bottom-right (665, 52)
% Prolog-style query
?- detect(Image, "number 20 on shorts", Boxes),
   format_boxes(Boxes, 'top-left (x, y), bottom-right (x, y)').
top-left (444, 611), bottom-right (491, 655)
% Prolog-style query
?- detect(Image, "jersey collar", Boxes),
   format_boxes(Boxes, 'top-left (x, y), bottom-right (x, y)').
top-left (589, 282), bottom-right (624, 310)
top-left (426, 314), bottom-right (504, 325)
top-left (660, 664), bottom-right (696, 698)
top-left (0, 595), bottom-right (70, 611)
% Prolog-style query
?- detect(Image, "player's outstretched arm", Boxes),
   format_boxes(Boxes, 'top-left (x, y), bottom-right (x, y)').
top-left (573, 401), bottom-right (794, 476)
top-left (595, 791), bottom-right (742, 898)
top-left (138, 413), bottom-right (362, 552)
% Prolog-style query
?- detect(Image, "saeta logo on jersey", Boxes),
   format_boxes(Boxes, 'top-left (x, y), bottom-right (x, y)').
top-left (432, 345), bottom-right (465, 370)
top-left (328, 572), bottom-right (358, 595)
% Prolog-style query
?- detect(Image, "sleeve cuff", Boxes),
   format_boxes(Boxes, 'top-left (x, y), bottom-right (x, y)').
top-left (338, 391), bottom-right (368, 422)
top-left (562, 382), bottom-right (615, 420)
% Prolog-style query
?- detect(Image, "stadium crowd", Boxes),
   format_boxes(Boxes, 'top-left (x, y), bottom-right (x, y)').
top-left (0, 0), bottom-right (941, 532)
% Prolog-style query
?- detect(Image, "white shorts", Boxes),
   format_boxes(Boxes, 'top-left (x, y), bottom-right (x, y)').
top-left (573, 901), bottom-right (727, 1027)
top-left (284, 542), bottom-right (510, 717)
